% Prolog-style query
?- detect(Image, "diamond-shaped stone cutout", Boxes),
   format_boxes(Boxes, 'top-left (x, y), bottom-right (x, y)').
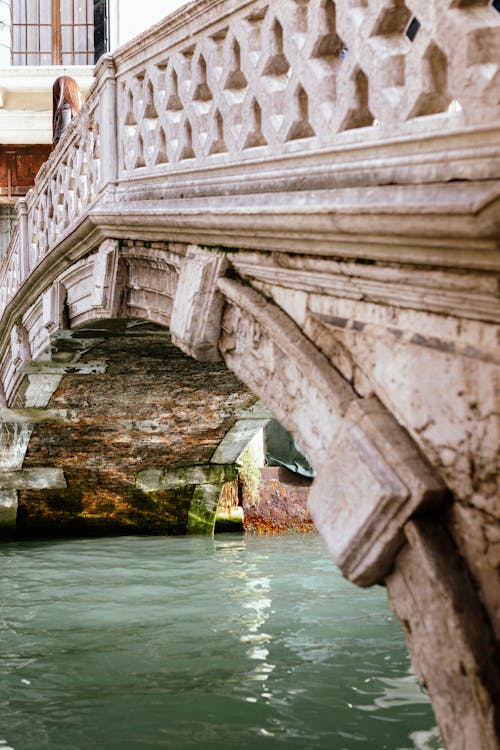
top-left (134, 134), bottom-right (146, 168)
top-left (124, 90), bottom-right (137, 126)
top-left (340, 67), bottom-right (374, 131)
top-left (263, 19), bottom-right (290, 76)
top-left (224, 39), bottom-right (248, 90)
top-left (209, 110), bottom-right (228, 155)
top-left (166, 69), bottom-right (183, 111)
top-left (286, 85), bottom-right (315, 141)
top-left (193, 55), bottom-right (213, 102)
top-left (408, 42), bottom-right (451, 117)
top-left (143, 80), bottom-right (158, 119)
top-left (243, 98), bottom-right (267, 149)
top-left (373, 0), bottom-right (411, 35)
top-left (154, 128), bottom-right (168, 165)
top-left (312, 0), bottom-right (346, 58)
top-left (180, 120), bottom-right (195, 160)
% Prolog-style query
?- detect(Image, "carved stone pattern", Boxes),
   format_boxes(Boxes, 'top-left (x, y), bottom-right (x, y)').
top-left (29, 110), bottom-right (101, 269)
top-left (0, 100), bottom-right (101, 312)
top-left (116, 0), bottom-right (500, 176)
top-left (0, 223), bottom-right (21, 313)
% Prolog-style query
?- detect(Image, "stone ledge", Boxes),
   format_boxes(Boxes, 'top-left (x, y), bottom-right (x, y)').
top-left (0, 408), bottom-right (78, 424)
top-left (136, 464), bottom-right (236, 492)
top-left (0, 468), bottom-right (67, 491)
top-left (20, 361), bottom-right (107, 375)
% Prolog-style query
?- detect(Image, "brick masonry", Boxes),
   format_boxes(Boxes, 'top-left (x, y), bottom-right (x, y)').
top-left (17, 325), bottom-right (257, 535)
top-left (243, 466), bottom-right (314, 534)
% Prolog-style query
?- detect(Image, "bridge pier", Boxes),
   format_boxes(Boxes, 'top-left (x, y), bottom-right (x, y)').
top-left (136, 464), bottom-right (238, 534)
top-left (0, 490), bottom-right (17, 529)
top-left (387, 519), bottom-right (500, 750)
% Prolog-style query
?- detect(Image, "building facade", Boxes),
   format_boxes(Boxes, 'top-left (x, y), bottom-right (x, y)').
top-left (0, 0), bottom-right (189, 255)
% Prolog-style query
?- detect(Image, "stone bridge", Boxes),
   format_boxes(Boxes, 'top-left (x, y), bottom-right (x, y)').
top-left (0, 0), bottom-right (499, 746)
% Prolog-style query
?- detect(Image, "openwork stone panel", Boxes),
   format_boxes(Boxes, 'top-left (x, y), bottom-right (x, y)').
top-left (0, 224), bottom-right (21, 313)
top-left (116, 0), bottom-right (500, 177)
top-left (0, 94), bottom-right (101, 313)
top-left (0, 0), bottom-right (499, 315)
top-left (28, 103), bottom-right (101, 270)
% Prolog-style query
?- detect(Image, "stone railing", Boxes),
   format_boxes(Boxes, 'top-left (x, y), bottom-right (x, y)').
top-left (114, 0), bottom-right (500, 177)
top-left (1, 0), bottom-right (499, 313)
top-left (0, 56), bottom-right (115, 314)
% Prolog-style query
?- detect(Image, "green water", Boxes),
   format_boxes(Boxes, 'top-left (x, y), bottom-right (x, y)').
top-left (0, 534), bottom-right (442, 750)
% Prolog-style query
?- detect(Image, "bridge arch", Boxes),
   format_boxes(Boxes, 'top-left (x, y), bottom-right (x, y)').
top-left (1, 230), bottom-right (500, 742)
top-left (1, 234), bottom-right (499, 747)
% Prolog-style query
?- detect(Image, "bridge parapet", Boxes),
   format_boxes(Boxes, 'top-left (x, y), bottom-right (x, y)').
top-left (112, 0), bottom-right (500, 180)
top-left (1, 0), bottom-right (500, 316)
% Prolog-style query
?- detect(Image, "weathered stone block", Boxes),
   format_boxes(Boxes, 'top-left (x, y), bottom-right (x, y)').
top-left (10, 323), bottom-right (32, 369)
top-left (387, 519), bottom-right (500, 750)
top-left (187, 482), bottom-right (225, 534)
top-left (170, 245), bottom-right (228, 362)
top-left (0, 489), bottom-right (17, 529)
top-left (136, 464), bottom-right (236, 492)
top-left (0, 468), bottom-right (67, 491)
top-left (308, 397), bottom-right (447, 586)
top-left (0, 421), bottom-right (32, 470)
top-left (210, 418), bottom-right (270, 464)
top-left (42, 282), bottom-right (67, 334)
top-left (91, 239), bottom-right (126, 317)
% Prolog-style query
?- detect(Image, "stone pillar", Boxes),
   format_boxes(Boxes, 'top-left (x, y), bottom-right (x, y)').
top-left (16, 198), bottom-right (30, 283)
top-left (187, 482), bottom-right (226, 534)
top-left (0, 410), bottom-right (69, 532)
top-left (0, 489), bottom-right (17, 529)
top-left (0, 418), bottom-right (31, 530)
top-left (136, 464), bottom-right (237, 535)
top-left (387, 519), bottom-right (500, 750)
top-left (95, 54), bottom-right (118, 190)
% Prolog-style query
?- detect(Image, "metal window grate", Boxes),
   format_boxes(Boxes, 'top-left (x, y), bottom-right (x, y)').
top-left (12, 0), bottom-right (94, 65)
top-left (0, 205), bottom-right (17, 258)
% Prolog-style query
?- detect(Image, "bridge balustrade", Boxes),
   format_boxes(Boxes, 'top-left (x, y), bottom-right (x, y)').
top-left (0, 0), bottom-right (499, 315)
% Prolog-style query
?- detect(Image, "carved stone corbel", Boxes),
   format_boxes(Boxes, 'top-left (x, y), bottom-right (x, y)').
top-left (308, 397), bottom-right (448, 586)
top-left (91, 239), bottom-right (127, 318)
top-left (170, 245), bottom-right (229, 361)
top-left (42, 281), bottom-right (68, 334)
top-left (10, 322), bottom-right (32, 370)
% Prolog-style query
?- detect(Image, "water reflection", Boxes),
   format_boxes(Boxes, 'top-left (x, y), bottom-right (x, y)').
top-left (0, 534), bottom-right (440, 750)
top-left (214, 538), bottom-right (276, 704)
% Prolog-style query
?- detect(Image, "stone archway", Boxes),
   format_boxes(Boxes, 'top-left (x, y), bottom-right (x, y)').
top-left (6, 318), bottom-right (262, 537)
top-left (0, 236), bottom-right (499, 748)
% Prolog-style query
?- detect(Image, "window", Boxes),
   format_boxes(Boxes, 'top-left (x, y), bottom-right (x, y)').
top-left (0, 205), bottom-right (17, 258)
top-left (11, 0), bottom-right (108, 65)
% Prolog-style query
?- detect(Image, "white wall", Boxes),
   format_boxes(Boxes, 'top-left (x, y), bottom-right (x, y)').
top-left (110, 0), bottom-right (192, 50)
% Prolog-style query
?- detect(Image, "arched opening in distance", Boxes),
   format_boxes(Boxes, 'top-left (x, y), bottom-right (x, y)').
top-left (11, 317), bottom-right (315, 539)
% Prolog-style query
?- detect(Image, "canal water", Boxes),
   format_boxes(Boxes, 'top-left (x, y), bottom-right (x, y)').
top-left (0, 534), bottom-right (442, 750)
